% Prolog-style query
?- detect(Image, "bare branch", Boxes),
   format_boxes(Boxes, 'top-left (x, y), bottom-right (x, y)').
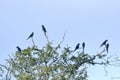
top-left (58, 31), bottom-right (67, 46)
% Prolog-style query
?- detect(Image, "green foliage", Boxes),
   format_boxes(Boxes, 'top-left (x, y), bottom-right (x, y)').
top-left (0, 67), bottom-right (4, 77)
top-left (1, 40), bottom-right (110, 80)
top-left (0, 32), bottom-right (112, 80)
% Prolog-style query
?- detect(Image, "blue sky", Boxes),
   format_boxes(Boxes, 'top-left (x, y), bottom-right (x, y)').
top-left (0, 0), bottom-right (120, 80)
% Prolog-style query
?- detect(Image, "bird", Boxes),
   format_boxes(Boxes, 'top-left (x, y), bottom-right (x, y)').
top-left (82, 42), bottom-right (85, 53)
top-left (74, 43), bottom-right (80, 51)
top-left (106, 43), bottom-right (109, 53)
top-left (16, 46), bottom-right (21, 52)
top-left (42, 25), bottom-right (47, 33)
top-left (27, 32), bottom-right (34, 40)
top-left (100, 40), bottom-right (108, 47)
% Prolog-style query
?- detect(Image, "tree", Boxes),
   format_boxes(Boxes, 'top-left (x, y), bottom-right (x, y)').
top-left (0, 27), bottom-right (119, 80)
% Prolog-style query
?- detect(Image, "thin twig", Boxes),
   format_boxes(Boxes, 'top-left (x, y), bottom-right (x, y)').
top-left (58, 31), bottom-right (67, 46)
top-left (44, 33), bottom-right (49, 43)
top-left (0, 64), bottom-right (8, 70)
top-left (32, 37), bottom-right (35, 46)
top-left (6, 64), bottom-right (11, 80)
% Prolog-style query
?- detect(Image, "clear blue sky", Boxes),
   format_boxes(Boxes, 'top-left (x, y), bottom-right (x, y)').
top-left (0, 0), bottom-right (120, 80)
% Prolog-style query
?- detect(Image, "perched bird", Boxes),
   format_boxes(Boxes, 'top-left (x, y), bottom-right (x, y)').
top-left (42, 25), bottom-right (47, 33)
top-left (74, 43), bottom-right (80, 51)
top-left (16, 46), bottom-right (21, 52)
top-left (27, 32), bottom-right (34, 40)
top-left (100, 40), bottom-right (108, 47)
top-left (106, 43), bottom-right (109, 53)
top-left (82, 42), bottom-right (85, 53)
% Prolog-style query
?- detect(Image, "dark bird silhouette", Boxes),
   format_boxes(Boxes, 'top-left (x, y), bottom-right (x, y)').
top-left (74, 43), bottom-right (80, 51)
top-left (106, 43), bottom-right (109, 53)
top-left (27, 32), bottom-right (34, 40)
top-left (16, 46), bottom-right (21, 52)
top-left (82, 42), bottom-right (85, 53)
top-left (100, 40), bottom-right (108, 47)
top-left (42, 25), bottom-right (47, 33)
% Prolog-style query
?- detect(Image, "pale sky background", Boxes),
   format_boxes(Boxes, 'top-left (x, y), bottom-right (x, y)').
top-left (0, 0), bottom-right (120, 80)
